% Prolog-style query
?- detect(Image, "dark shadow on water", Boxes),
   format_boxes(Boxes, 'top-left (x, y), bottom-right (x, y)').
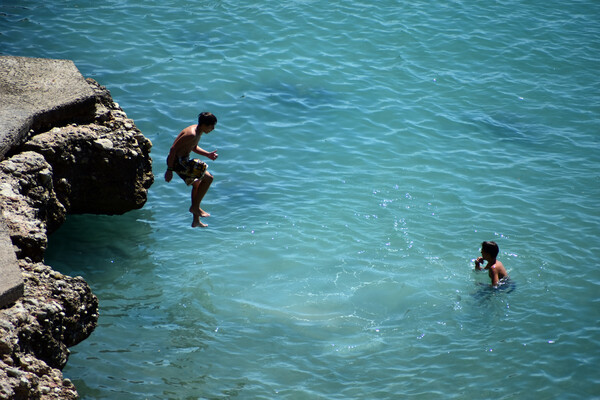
top-left (45, 209), bottom-right (156, 280)
top-left (471, 278), bottom-right (516, 302)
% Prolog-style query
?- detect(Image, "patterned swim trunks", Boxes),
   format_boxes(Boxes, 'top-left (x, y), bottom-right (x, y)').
top-left (173, 158), bottom-right (207, 185)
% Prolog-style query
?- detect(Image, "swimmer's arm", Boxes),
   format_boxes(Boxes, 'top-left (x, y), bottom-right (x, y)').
top-left (490, 268), bottom-right (499, 287)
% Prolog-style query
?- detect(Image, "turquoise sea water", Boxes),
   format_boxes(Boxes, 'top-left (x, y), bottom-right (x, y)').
top-left (2, 0), bottom-right (600, 398)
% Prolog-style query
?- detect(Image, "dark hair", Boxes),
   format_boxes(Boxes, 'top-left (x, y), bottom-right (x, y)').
top-left (481, 241), bottom-right (499, 258)
top-left (198, 112), bottom-right (217, 127)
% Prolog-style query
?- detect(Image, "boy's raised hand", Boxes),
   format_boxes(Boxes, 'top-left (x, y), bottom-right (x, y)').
top-left (207, 150), bottom-right (218, 161)
top-left (474, 257), bottom-right (484, 270)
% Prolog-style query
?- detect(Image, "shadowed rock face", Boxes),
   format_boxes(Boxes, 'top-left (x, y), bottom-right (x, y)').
top-left (0, 66), bottom-right (153, 398)
top-left (22, 79), bottom-right (153, 216)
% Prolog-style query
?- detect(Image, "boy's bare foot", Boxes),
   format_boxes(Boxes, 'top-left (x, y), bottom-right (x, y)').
top-left (189, 206), bottom-right (210, 218)
top-left (192, 218), bottom-right (207, 228)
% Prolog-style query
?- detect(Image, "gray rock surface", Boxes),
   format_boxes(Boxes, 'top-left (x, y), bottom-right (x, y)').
top-left (0, 56), bottom-right (96, 161)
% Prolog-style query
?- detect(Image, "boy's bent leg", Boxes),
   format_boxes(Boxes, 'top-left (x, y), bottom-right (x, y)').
top-left (189, 173), bottom-right (214, 219)
top-left (189, 181), bottom-right (207, 218)
top-left (190, 181), bottom-right (208, 228)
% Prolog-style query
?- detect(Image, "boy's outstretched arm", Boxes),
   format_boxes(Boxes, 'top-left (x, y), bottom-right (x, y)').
top-left (193, 146), bottom-right (218, 160)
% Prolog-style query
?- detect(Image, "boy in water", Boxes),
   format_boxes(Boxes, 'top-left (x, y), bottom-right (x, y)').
top-left (165, 112), bottom-right (218, 228)
top-left (474, 241), bottom-right (509, 287)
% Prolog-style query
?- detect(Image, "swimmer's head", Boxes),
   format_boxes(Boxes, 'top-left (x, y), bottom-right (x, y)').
top-left (481, 241), bottom-right (499, 258)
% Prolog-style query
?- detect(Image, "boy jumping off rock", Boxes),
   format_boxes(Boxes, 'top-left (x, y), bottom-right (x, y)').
top-left (165, 112), bottom-right (218, 228)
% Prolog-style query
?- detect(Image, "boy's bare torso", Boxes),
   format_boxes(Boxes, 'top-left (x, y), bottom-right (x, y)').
top-left (172, 125), bottom-right (201, 159)
top-left (486, 260), bottom-right (508, 284)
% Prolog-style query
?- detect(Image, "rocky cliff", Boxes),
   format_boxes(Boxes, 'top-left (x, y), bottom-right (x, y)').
top-left (0, 77), bottom-right (153, 399)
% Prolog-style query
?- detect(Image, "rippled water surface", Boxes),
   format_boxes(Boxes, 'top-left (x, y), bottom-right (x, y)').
top-left (2, 0), bottom-right (599, 398)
